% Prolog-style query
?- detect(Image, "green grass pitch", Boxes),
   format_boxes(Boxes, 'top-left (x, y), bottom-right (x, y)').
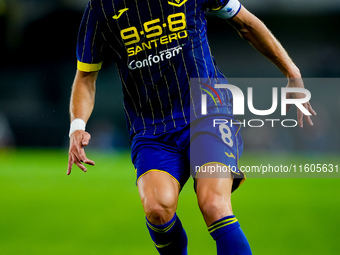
top-left (0, 149), bottom-right (339, 255)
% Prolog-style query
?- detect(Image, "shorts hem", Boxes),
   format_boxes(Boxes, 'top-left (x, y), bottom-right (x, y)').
top-left (136, 169), bottom-right (181, 188)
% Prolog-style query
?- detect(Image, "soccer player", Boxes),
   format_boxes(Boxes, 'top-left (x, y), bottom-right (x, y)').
top-left (67, 0), bottom-right (316, 254)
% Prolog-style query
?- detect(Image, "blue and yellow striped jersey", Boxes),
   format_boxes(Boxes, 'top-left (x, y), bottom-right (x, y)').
top-left (76, 0), bottom-right (237, 137)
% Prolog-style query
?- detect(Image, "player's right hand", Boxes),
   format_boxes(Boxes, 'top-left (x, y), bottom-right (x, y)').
top-left (67, 130), bottom-right (95, 175)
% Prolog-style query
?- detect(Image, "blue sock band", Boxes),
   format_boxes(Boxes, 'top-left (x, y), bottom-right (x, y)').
top-left (209, 215), bottom-right (252, 255)
top-left (146, 213), bottom-right (188, 255)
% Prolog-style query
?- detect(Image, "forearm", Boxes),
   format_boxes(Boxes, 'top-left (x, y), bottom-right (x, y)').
top-left (69, 70), bottom-right (98, 123)
top-left (229, 7), bottom-right (301, 79)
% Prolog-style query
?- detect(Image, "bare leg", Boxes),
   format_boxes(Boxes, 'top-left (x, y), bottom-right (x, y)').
top-left (138, 171), bottom-right (188, 254)
top-left (138, 171), bottom-right (180, 225)
top-left (196, 163), bottom-right (233, 226)
top-left (196, 163), bottom-right (251, 254)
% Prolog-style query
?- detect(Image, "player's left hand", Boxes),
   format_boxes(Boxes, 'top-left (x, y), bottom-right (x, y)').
top-left (286, 78), bottom-right (317, 128)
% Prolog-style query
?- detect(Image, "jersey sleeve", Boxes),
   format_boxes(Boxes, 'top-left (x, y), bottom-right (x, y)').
top-left (207, 0), bottom-right (242, 20)
top-left (76, 4), bottom-right (104, 72)
top-left (206, 0), bottom-right (229, 11)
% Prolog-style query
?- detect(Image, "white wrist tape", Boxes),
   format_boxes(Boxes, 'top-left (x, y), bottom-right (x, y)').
top-left (211, 0), bottom-right (242, 20)
top-left (69, 118), bottom-right (86, 137)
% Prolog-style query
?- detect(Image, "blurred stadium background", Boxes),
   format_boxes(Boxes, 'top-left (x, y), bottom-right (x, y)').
top-left (0, 0), bottom-right (339, 254)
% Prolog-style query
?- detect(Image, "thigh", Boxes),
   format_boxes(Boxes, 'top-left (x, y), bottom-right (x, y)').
top-left (131, 135), bottom-right (188, 224)
top-left (190, 116), bottom-right (245, 192)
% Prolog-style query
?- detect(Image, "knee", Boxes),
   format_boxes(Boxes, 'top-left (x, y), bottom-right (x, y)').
top-left (143, 194), bottom-right (177, 225)
top-left (198, 195), bottom-right (233, 225)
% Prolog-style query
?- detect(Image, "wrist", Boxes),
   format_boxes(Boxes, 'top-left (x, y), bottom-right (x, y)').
top-left (285, 66), bottom-right (301, 79)
top-left (69, 118), bottom-right (86, 137)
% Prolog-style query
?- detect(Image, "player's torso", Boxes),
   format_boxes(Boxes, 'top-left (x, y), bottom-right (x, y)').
top-left (87, 0), bottom-right (231, 136)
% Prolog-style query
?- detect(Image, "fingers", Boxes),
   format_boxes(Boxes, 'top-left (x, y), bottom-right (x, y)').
top-left (304, 109), bottom-right (314, 127)
top-left (67, 154), bottom-right (74, 175)
top-left (304, 102), bottom-right (317, 127)
top-left (308, 103), bottom-right (317, 116)
top-left (67, 153), bottom-right (87, 174)
top-left (76, 145), bottom-right (95, 165)
top-left (77, 133), bottom-right (95, 166)
top-left (298, 102), bottom-right (317, 128)
top-left (297, 107), bottom-right (304, 128)
top-left (68, 151), bottom-right (93, 175)
top-left (67, 131), bottom-right (95, 175)
top-left (74, 154), bottom-right (89, 173)
top-left (83, 158), bottom-right (95, 166)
